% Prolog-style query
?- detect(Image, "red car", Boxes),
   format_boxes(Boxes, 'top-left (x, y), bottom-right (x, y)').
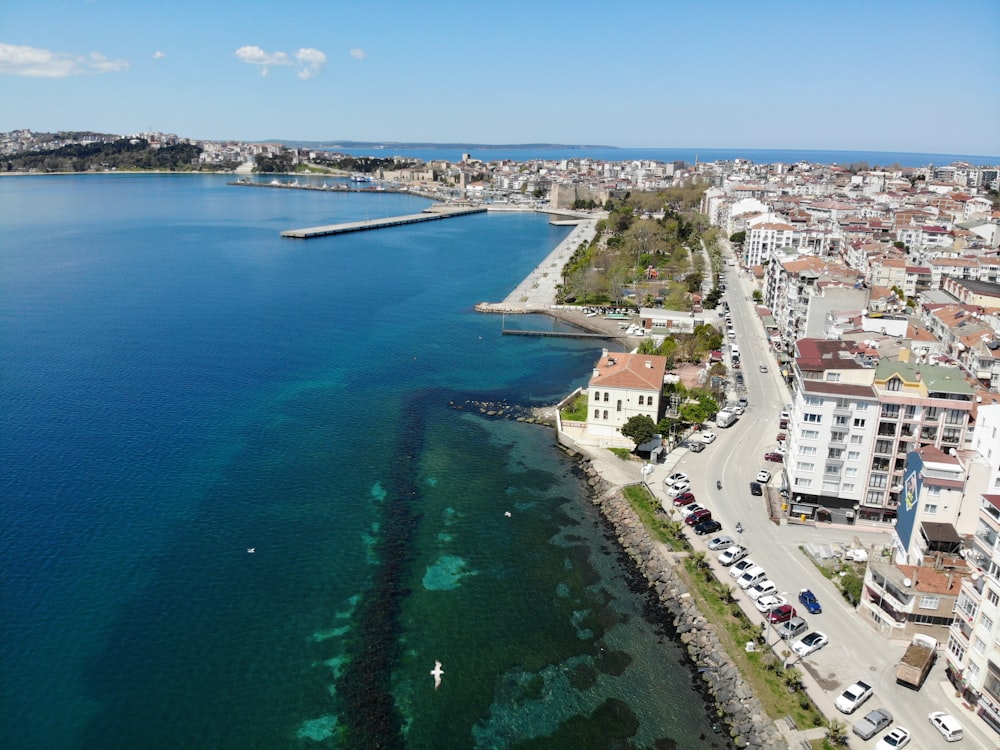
top-left (685, 508), bottom-right (712, 526)
top-left (767, 604), bottom-right (796, 623)
top-left (764, 452), bottom-right (784, 463)
top-left (672, 491), bottom-right (696, 506)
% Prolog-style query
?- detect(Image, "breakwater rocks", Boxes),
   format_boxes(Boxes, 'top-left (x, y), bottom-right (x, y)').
top-left (474, 302), bottom-right (527, 314)
top-left (577, 459), bottom-right (788, 750)
top-left (449, 398), bottom-right (556, 426)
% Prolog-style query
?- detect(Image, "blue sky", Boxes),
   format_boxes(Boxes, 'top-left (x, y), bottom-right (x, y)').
top-left (1, 0), bottom-right (998, 155)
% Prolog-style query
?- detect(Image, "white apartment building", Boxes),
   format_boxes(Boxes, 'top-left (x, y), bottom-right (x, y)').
top-left (586, 350), bottom-right (667, 439)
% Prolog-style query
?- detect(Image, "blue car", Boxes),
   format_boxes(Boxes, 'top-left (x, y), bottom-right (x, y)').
top-left (798, 589), bottom-right (822, 614)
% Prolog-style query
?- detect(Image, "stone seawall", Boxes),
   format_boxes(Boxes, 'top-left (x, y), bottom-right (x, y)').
top-left (576, 457), bottom-right (788, 750)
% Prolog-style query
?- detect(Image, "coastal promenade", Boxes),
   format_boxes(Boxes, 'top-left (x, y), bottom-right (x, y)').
top-left (477, 215), bottom-right (599, 312)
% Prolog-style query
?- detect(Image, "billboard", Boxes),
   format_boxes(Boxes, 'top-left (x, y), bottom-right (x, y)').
top-left (893, 451), bottom-right (924, 559)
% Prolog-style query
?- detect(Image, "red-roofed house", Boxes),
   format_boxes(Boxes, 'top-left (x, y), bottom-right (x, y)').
top-left (587, 350), bottom-right (667, 438)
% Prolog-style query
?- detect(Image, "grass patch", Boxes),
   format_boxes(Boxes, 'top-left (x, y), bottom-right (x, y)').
top-left (560, 392), bottom-right (589, 422)
top-left (608, 447), bottom-right (633, 460)
top-left (621, 485), bottom-right (689, 552)
top-left (677, 557), bottom-right (826, 730)
top-left (799, 547), bottom-right (866, 607)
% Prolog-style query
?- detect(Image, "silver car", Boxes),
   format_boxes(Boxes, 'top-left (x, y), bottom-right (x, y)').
top-left (777, 616), bottom-right (808, 640)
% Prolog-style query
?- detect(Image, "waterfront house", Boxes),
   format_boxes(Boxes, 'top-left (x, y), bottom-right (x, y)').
top-left (586, 350), bottom-right (667, 440)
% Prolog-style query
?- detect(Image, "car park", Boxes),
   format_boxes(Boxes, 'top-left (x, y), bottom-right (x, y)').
top-left (927, 711), bottom-right (963, 742)
top-left (763, 452), bottom-right (783, 463)
top-left (701, 432), bottom-right (717, 444)
top-left (756, 470), bottom-right (771, 483)
top-left (747, 579), bottom-right (777, 601)
top-left (729, 558), bottom-right (757, 579)
top-left (791, 631), bottom-right (828, 657)
top-left (707, 535), bottom-right (734, 551)
top-left (766, 604), bottom-right (796, 623)
top-left (685, 508), bottom-right (712, 526)
top-left (749, 481), bottom-right (763, 496)
top-left (875, 726), bottom-right (910, 750)
top-left (754, 594), bottom-right (787, 613)
top-left (672, 491), bottom-right (696, 506)
top-left (694, 519), bottom-right (723, 535)
top-left (777, 616), bottom-right (808, 641)
top-left (719, 546), bottom-right (749, 566)
top-left (853, 708), bottom-right (893, 740)
top-left (798, 589), bottom-right (822, 614)
top-left (835, 680), bottom-right (873, 714)
top-left (736, 565), bottom-right (767, 590)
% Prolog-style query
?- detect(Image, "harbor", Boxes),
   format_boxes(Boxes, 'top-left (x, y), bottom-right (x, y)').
top-left (280, 205), bottom-right (486, 239)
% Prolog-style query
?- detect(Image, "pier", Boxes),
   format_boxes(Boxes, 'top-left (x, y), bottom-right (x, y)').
top-left (280, 205), bottom-right (486, 239)
top-left (501, 329), bottom-right (612, 339)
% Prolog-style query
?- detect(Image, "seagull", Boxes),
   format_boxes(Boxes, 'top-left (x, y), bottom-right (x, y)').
top-left (247, 548), bottom-right (255, 554)
top-left (430, 660), bottom-right (443, 690)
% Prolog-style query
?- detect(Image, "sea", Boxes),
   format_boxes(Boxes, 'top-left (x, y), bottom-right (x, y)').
top-left (317, 144), bottom-right (1000, 168)
top-left (0, 174), bottom-right (730, 750)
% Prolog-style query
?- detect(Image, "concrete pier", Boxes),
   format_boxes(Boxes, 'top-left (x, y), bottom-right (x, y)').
top-left (281, 205), bottom-right (485, 239)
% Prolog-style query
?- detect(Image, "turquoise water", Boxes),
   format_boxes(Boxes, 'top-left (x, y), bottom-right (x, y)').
top-left (0, 174), bottom-right (727, 748)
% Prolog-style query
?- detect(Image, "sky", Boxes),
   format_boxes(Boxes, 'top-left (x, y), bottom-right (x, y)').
top-left (1, 0), bottom-right (998, 156)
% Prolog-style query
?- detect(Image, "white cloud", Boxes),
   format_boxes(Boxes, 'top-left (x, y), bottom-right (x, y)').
top-left (234, 45), bottom-right (292, 76)
top-left (0, 42), bottom-right (129, 78)
top-left (295, 48), bottom-right (326, 79)
top-left (349, 48), bottom-right (366, 60)
top-left (153, 50), bottom-right (166, 59)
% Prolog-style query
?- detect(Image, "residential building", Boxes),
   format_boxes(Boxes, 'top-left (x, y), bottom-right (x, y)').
top-left (586, 350), bottom-right (667, 439)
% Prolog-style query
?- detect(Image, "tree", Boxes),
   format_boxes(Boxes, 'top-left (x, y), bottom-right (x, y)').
top-left (620, 415), bottom-right (657, 448)
top-left (752, 290), bottom-right (763, 303)
top-left (729, 231), bottom-right (746, 244)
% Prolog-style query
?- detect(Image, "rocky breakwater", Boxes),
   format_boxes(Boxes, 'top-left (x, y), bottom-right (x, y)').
top-left (578, 458), bottom-right (788, 750)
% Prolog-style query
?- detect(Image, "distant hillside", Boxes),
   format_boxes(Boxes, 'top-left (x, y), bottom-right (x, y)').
top-left (276, 140), bottom-right (618, 151)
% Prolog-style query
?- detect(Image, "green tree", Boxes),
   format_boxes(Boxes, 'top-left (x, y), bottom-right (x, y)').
top-left (729, 230), bottom-right (746, 244)
top-left (620, 415), bottom-right (657, 448)
top-left (752, 290), bottom-right (763, 303)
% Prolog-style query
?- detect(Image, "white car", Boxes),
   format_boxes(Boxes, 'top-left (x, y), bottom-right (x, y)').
top-left (835, 680), bottom-right (873, 714)
top-left (754, 594), bottom-right (787, 613)
top-left (701, 432), bottom-right (717, 444)
top-left (679, 502), bottom-right (704, 518)
top-left (875, 726), bottom-right (910, 750)
top-left (669, 480), bottom-right (691, 494)
top-left (791, 631), bottom-right (829, 657)
top-left (718, 546), bottom-right (749, 566)
top-left (746, 579), bottom-right (778, 601)
top-left (665, 472), bottom-right (689, 485)
top-left (756, 469), bottom-right (771, 483)
top-left (707, 535), bottom-right (735, 551)
top-left (729, 557), bottom-right (756, 578)
top-left (928, 711), bottom-right (963, 742)
top-left (736, 565), bottom-right (767, 590)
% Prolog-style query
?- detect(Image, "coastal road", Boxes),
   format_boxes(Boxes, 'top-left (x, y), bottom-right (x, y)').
top-left (643, 255), bottom-right (993, 748)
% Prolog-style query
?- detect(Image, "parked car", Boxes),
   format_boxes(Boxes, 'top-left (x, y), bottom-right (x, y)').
top-left (791, 631), bottom-right (828, 657)
top-left (701, 432), bottom-right (717, 444)
top-left (767, 604), bottom-right (796, 623)
top-left (707, 535), bottom-right (735, 551)
top-left (875, 726), bottom-right (910, 750)
top-left (777, 616), bottom-right (808, 641)
top-left (853, 708), bottom-right (893, 740)
top-left (779, 410), bottom-right (790, 420)
top-left (738, 396), bottom-right (748, 408)
top-left (798, 589), bottom-right (822, 614)
top-left (835, 680), bottom-right (873, 714)
top-left (672, 491), bottom-right (696, 506)
top-left (754, 594), bottom-right (787, 613)
top-left (679, 502), bottom-right (704, 518)
top-left (729, 556), bottom-right (757, 576)
top-left (685, 508), bottom-right (712, 526)
top-left (747, 579), bottom-right (778, 601)
top-left (665, 472), bottom-right (689, 485)
top-left (749, 481), bottom-right (763, 496)
top-left (686, 440), bottom-right (706, 453)
top-left (694, 518), bottom-right (723, 535)
top-left (669, 480), bottom-right (691, 494)
top-left (756, 469), bottom-right (771, 483)
top-left (719, 546), bottom-right (749, 566)
top-left (763, 452), bottom-right (783, 463)
top-left (927, 712), bottom-right (963, 742)
top-left (737, 565), bottom-right (767, 590)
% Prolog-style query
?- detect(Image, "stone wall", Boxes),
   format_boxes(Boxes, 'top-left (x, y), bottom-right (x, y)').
top-left (577, 458), bottom-right (788, 750)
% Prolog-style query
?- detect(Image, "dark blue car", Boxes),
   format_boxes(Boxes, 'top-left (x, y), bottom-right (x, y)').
top-left (798, 589), bottom-right (822, 614)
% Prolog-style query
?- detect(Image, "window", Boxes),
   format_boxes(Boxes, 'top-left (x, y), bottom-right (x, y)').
top-left (603, 410), bottom-right (608, 419)
top-left (593, 391), bottom-right (600, 401)
top-left (875, 439), bottom-right (893, 454)
top-left (616, 400), bottom-right (622, 412)
top-left (804, 413), bottom-right (822, 423)
top-left (869, 474), bottom-right (888, 488)
top-left (988, 588), bottom-right (999, 607)
top-left (924, 504), bottom-right (937, 514)
top-left (925, 407), bottom-right (939, 419)
top-left (603, 392), bottom-right (609, 402)
top-left (802, 429), bottom-right (819, 439)
top-left (973, 636), bottom-right (987, 655)
top-left (947, 634), bottom-right (966, 661)
top-left (794, 477), bottom-right (813, 488)
top-left (822, 480), bottom-right (839, 492)
top-left (850, 435), bottom-right (864, 445)
top-left (866, 489), bottom-right (883, 503)
top-left (834, 415), bottom-right (848, 426)
top-left (805, 396), bottom-right (822, 406)
top-left (826, 372), bottom-right (841, 382)
top-left (796, 462), bottom-right (815, 472)
top-left (856, 402), bottom-right (868, 411)
top-left (828, 448), bottom-right (844, 459)
top-left (887, 376), bottom-right (902, 391)
top-left (637, 395), bottom-right (644, 405)
top-left (853, 418), bottom-right (866, 428)
top-left (918, 595), bottom-right (940, 610)
top-left (842, 483), bottom-right (855, 493)
top-left (845, 467), bottom-right (858, 477)
top-left (824, 464), bottom-right (840, 475)
top-left (831, 431), bottom-right (847, 442)
top-left (800, 446), bottom-right (817, 456)
top-left (983, 614), bottom-right (994, 632)
top-left (847, 451), bottom-right (860, 461)
top-left (594, 409), bottom-right (600, 419)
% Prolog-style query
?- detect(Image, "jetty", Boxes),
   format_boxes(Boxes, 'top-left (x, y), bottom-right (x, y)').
top-left (281, 205), bottom-right (485, 239)
top-left (501, 329), bottom-right (612, 339)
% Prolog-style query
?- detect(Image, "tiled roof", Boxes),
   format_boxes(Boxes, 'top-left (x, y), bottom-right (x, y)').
top-left (588, 352), bottom-right (667, 391)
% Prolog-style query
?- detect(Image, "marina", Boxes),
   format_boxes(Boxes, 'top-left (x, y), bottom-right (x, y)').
top-left (280, 205), bottom-right (485, 239)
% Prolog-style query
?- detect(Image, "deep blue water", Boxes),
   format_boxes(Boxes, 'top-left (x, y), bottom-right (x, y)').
top-left (320, 144), bottom-right (1000, 167)
top-left (0, 175), bottom-right (728, 749)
